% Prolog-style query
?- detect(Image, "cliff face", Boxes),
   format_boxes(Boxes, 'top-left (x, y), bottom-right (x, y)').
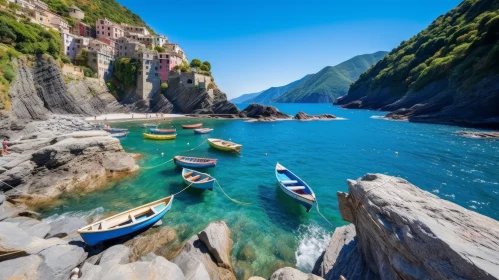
top-left (5, 57), bottom-right (127, 121)
top-left (313, 174), bottom-right (499, 280)
top-left (335, 0), bottom-right (499, 128)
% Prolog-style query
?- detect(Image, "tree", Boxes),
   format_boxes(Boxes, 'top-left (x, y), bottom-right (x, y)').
top-left (61, 55), bottom-right (71, 64)
top-left (75, 48), bottom-right (88, 66)
top-left (190, 58), bottom-right (202, 68)
top-left (199, 64), bottom-right (209, 71)
top-left (202, 61), bottom-right (211, 71)
top-left (8, 2), bottom-right (20, 11)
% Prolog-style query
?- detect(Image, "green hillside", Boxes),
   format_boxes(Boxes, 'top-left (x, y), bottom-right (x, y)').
top-left (275, 51), bottom-right (387, 103)
top-left (230, 91), bottom-right (262, 103)
top-left (43, 0), bottom-right (154, 32)
top-left (244, 75), bottom-right (310, 104)
top-left (340, 0), bottom-right (499, 104)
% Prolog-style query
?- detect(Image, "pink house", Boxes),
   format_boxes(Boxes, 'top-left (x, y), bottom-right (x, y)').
top-left (157, 53), bottom-right (181, 81)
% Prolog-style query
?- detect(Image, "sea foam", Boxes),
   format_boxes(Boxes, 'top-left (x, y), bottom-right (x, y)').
top-left (43, 207), bottom-right (105, 223)
top-left (295, 223), bottom-right (331, 272)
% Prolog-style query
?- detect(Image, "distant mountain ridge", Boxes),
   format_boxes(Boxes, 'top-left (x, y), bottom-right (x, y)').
top-left (231, 51), bottom-right (387, 104)
top-left (275, 51), bottom-right (388, 103)
top-left (243, 75), bottom-right (310, 104)
top-left (230, 92), bottom-right (262, 103)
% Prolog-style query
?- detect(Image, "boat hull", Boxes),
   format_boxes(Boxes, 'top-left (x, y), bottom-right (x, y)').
top-left (79, 199), bottom-right (173, 245)
top-left (104, 128), bottom-right (128, 133)
top-left (194, 128), bottom-right (213, 134)
top-left (182, 168), bottom-right (215, 191)
top-left (275, 163), bottom-right (316, 212)
top-left (150, 128), bottom-right (176, 135)
top-left (277, 182), bottom-right (315, 211)
top-left (182, 123), bottom-right (203, 129)
top-left (111, 132), bottom-right (128, 139)
top-left (207, 138), bottom-right (242, 153)
top-left (143, 133), bottom-right (177, 140)
top-left (174, 157), bottom-right (216, 168)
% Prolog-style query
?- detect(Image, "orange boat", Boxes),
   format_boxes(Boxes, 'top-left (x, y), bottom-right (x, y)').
top-left (181, 123), bottom-right (203, 129)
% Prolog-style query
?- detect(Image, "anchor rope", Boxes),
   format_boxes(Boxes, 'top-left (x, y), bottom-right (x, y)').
top-left (141, 140), bottom-right (208, 170)
top-left (315, 199), bottom-right (335, 228)
top-left (215, 180), bottom-right (252, 205)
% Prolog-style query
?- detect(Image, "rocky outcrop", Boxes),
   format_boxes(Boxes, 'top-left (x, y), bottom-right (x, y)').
top-left (173, 221), bottom-right (235, 280)
top-left (164, 78), bottom-right (240, 115)
top-left (293, 111), bottom-right (336, 120)
top-left (314, 174), bottom-right (499, 280)
top-left (456, 131), bottom-right (499, 139)
top-left (0, 131), bottom-right (138, 201)
top-left (240, 104), bottom-right (291, 121)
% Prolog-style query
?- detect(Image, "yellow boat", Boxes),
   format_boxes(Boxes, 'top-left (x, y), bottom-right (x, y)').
top-left (143, 133), bottom-right (177, 140)
top-left (207, 138), bottom-right (242, 153)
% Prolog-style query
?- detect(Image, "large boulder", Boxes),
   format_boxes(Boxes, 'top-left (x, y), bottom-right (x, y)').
top-left (270, 267), bottom-right (324, 280)
top-left (46, 216), bottom-right (87, 239)
top-left (173, 221), bottom-right (235, 280)
top-left (316, 174), bottom-right (499, 280)
top-left (197, 221), bottom-right (232, 269)
top-left (124, 226), bottom-right (177, 261)
top-left (99, 245), bottom-right (130, 266)
top-left (37, 243), bottom-right (88, 280)
top-left (293, 111), bottom-right (336, 120)
top-left (312, 224), bottom-right (375, 280)
top-left (0, 255), bottom-right (46, 280)
top-left (4, 216), bottom-right (51, 238)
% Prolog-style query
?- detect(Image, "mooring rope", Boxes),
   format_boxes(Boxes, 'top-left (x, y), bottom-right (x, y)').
top-left (141, 140), bottom-right (208, 170)
top-left (214, 180), bottom-right (252, 205)
top-left (315, 199), bottom-right (335, 228)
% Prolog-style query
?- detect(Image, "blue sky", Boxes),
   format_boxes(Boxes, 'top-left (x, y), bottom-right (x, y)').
top-left (118, 0), bottom-right (461, 98)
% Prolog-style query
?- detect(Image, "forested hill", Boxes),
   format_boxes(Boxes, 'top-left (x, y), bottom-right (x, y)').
top-left (43, 0), bottom-right (153, 32)
top-left (335, 0), bottom-right (499, 127)
top-left (275, 51), bottom-right (387, 103)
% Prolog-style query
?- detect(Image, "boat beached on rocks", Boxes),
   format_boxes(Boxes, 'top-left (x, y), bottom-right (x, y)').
top-left (275, 162), bottom-right (316, 212)
top-left (182, 168), bottom-right (216, 190)
top-left (174, 156), bottom-right (217, 168)
top-left (208, 138), bottom-right (242, 153)
top-left (77, 196), bottom-right (174, 245)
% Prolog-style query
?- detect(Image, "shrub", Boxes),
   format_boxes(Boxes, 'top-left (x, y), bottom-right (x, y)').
top-left (75, 48), bottom-right (88, 66)
top-left (190, 58), bottom-right (202, 68)
top-left (61, 55), bottom-right (71, 64)
top-left (202, 61), bottom-right (211, 71)
top-left (113, 57), bottom-right (138, 89)
top-left (160, 82), bottom-right (168, 92)
top-left (200, 64), bottom-right (209, 71)
top-left (81, 66), bottom-right (94, 77)
top-left (8, 2), bottom-right (20, 11)
top-left (154, 46), bottom-right (165, 52)
top-left (207, 82), bottom-right (215, 90)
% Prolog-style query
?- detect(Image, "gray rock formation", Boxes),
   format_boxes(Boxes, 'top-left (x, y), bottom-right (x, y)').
top-left (197, 221), bottom-right (232, 270)
top-left (173, 221), bottom-right (235, 280)
top-left (4, 216), bottom-right (51, 238)
top-left (314, 174), bottom-right (499, 280)
top-left (312, 224), bottom-right (375, 280)
top-left (45, 216), bottom-right (87, 239)
top-left (240, 104), bottom-right (291, 120)
top-left (270, 267), bottom-right (324, 280)
top-left (99, 245), bottom-right (130, 266)
top-left (293, 111), bottom-right (337, 120)
top-left (0, 131), bottom-right (139, 199)
top-left (456, 131), bottom-right (499, 139)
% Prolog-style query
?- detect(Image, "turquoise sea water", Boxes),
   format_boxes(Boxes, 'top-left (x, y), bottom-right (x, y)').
top-left (40, 104), bottom-right (499, 279)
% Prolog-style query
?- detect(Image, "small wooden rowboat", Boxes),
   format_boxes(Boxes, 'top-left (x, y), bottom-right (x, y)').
top-left (141, 123), bottom-right (159, 128)
top-left (174, 156), bottom-right (217, 168)
top-left (275, 163), bottom-right (316, 212)
top-left (77, 196), bottom-right (174, 245)
top-left (143, 133), bottom-right (177, 140)
top-left (208, 138), bottom-right (242, 153)
top-left (182, 168), bottom-right (215, 191)
top-left (111, 132), bottom-right (128, 139)
top-left (104, 127), bottom-right (128, 133)
top-left (194, 128), bottom-right (213, 134)
top-left (150, 128), bottom-right (176, 135)
top-left (182, 123), bottom-right (203, 129)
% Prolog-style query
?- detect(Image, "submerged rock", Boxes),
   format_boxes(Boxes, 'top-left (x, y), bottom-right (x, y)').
top-left (293, 111), bottom-right (336, 120)
top-left (124, 226), bottom-right (177, 261)
top-left (197, 221), bottom-right (232, 269)
top-left (456, 131), bottom-right (499, 139)
top-left (314, 173), bottom-right (499, 280)
top-left (240, 104), bottom-right (291, 120)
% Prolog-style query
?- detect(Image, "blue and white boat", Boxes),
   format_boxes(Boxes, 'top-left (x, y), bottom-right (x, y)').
top-left (174, 156), bottom-right (217, 169)
top-left (103, 127), bottom-right (128, 133)
top-left (275, 163), bottom-right (316, 212)
top-left (111, 132), bottom-right (128, 139)
top-left (182, 168), bottom-right (215, 191)
top-left (150, 128), bottom-right (176, 135)
top-left (194, 128), bottom-right (213, 134)
top-left (77, 196), bottom-right (174, 246)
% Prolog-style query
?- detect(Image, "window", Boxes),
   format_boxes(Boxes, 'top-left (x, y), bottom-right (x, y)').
top-left (187, 79), bottom-right (193, 84)
top-left (108, 33), bottom-right (110, 36)
top-left (146, 66), bottom-right (149, 69)
top-left (107, 27), bottom-right (110, 30)
top-left (159, 66), bottom-right (162, 69)
top-left (155, 67), bottom-right (158, 70)
top-left (155, 73), bottom-right (158, 76)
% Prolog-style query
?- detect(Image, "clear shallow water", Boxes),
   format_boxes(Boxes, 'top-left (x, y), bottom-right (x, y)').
top-left (40, 104), bottom-right (499, 279)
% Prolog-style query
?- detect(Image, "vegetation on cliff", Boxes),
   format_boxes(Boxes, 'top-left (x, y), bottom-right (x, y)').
top-left (42, 0), bottom-right (154, 33)
top-left (347, 0), bottom-right (499, 97)
top-left (275, 51), bottom-right (388, 103)
top-left (113, 57), bottom-right (138, 89)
